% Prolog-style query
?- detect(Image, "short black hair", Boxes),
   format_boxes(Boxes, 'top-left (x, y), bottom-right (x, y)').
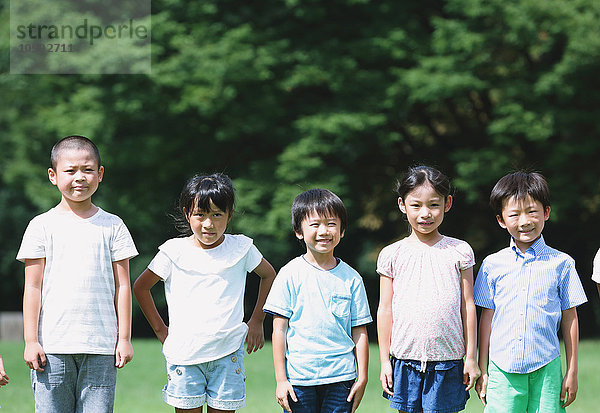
top-left (50, 135), bottom-right (101, 170)
top-left (490, 171), bottom-right (550, 216)
top-left (291, 189), bottom-right (347, 235)
top-left (174, 173), bottom-right (235, 236)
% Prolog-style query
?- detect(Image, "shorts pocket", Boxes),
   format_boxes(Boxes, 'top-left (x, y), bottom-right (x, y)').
top-left (330, 294), bottom-right (351, 318)
top-left (36, 354), bottom-right (65, 387)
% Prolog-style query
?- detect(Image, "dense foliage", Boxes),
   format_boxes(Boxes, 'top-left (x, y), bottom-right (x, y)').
top-left (1, 0), bottom-right (599, 336)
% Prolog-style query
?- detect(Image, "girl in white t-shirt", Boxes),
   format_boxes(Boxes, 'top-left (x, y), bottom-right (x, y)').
top-left (376, 166), bottom-right (479, 413)
top-left (134, 173), bottom-right (276, 413)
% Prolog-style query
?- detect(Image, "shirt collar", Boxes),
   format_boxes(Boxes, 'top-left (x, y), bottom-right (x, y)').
top-left (510, 234), bottom-right (547, 257)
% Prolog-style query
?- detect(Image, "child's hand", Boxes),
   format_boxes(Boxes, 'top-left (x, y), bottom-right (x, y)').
top-left (276, 380), bottom-right (297, 413)
top-left (475, 374), bottom-right (488, 406)
top-left (245, 317), bottom-right (265, 354)
top-left (24, 342), bottom-right (46, 372)
top-left (561, 370), bottom-right (578, 407)
top-left (380, 360), bottom-right (394, 396)
top-left (155, 326), bottom-right (168, 344)
top-left (0, 357), bottom-right (8, 386)
top-left (463, 357), bottom-right (480, 391)
top-left (347, 378), bottom-right (367, 413)
top-left (115, 339), bottom-right (134, 368)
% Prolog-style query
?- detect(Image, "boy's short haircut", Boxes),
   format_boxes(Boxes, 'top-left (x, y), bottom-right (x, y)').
top-left (291, 189), bottom-right (347, 235)
top-left (50, 135), bottom-right (101, 170)
top-left (490, 171), bottom-right (551, 216)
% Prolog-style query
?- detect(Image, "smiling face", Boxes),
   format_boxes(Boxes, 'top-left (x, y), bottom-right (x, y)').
top-left (497, 195), bottom-right (550, 253)
top-left (186, 199), bottom-right (232, 249)
top-left (399, 182), bottom-right (452, 244)
top-left (296, 209), bottom-right (344, 264)
top-left (48, 147), bottom-right (104, 210)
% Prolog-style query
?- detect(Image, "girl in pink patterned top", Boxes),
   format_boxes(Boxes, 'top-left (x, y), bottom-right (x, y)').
top-left (376, 166), bottom-right (479, 413)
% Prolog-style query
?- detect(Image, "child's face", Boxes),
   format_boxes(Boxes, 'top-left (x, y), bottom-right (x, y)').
top-left (186, 200), bottom-right (231, 249)
top-left (497, 195), bottom-right (550, 253)
top-left (398, 183), bottom-right (452, 242)
top-left (296, 209), bottom-right (344, 259)
top-left (48, 148), bottom-right (104, 206)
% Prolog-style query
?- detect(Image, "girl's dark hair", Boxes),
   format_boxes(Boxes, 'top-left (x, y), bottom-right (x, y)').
top-left (291, 189), bottom-right (347, 235)
top-left (489, 171), bottom-right (550, 217)
top-left (395, 166), bottom-right (452, 200)
top-left (174, 173), bottom-right (235, 235)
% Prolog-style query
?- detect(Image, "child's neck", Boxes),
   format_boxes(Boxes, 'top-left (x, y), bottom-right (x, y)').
top-left (408, 230), bottom-right (443, 246)
top-left (56, 197), bottom-right (98, 219)
top-left (303, 250), bottom-right (338, 271)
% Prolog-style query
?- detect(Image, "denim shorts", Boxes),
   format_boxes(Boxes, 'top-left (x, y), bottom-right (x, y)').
top-left (286, 380), bottom-right (354, 413)
top-left (30, 354), bottom-right (117, 413)
top-left (383, 358), bottom-right (469, 413)
top-left (163, 344), bottom-right (246, 410)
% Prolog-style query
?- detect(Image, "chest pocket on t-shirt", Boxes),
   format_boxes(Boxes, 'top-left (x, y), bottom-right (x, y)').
top-left (330, 294), bottom-right (351, 318)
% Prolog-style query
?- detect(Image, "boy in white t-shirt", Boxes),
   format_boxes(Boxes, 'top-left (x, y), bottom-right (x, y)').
top-left (17, 135), bottom-right (138, 413)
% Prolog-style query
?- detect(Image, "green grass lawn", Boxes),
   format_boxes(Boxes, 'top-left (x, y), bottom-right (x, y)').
top-left (1, 339), bottom-right (599, 412)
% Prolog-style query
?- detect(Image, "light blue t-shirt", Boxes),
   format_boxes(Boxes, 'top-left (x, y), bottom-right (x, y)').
top-left (264, 256), bottom-right (372, 386)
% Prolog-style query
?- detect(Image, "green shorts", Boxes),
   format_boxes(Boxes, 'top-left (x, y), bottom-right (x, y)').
top-left (485, 357), bottom-right (565, 413)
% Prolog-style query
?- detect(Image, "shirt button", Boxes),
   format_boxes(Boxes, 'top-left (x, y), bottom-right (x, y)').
top-left (232, 356), bottom-right (237, 363)
top-left (236, 368), bottom-right (241, 374)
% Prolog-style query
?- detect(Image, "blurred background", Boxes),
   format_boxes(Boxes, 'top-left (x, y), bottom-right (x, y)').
top-left (1, 0), bottom-right (599, 340)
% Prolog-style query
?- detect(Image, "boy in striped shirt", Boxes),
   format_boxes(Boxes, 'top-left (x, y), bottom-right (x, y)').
top-left (474, 171), bottom-right (587, 412)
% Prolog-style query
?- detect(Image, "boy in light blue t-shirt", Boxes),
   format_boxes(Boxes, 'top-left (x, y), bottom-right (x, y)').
top-left (264, 189), bottom-right (372, 413)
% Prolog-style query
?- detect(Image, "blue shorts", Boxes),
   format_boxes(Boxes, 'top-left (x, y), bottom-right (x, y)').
top-left (31, 354), bottom-right (117, 413)
top-left (163, 344), bottom-right (246, 410)
top-left (286, 380), bottom-right (354, 413)
top-left (384, 358), bottom-right (469, 413)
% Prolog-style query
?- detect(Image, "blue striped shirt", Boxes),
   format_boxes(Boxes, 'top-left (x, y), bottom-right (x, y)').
top-left (474, 236), bottom-right (587, 373)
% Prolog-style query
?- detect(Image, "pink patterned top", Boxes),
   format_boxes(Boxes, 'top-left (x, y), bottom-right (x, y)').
top-left (377, 236), bottom-right (475, 362)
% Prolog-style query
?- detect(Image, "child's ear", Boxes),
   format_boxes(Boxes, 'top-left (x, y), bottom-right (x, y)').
top-left (397, 197), bottom-right (407, 214)
top-left (444, 195), bottom-right (453, 212)
top-left (543, 206), bottom-right (551, 221)
top-left (227, 209), bottom-right (234, 223)
top-left (295, 231), bottom-right (304, 240)
top-left (496, 214), bottom-right (507, 229)
top-left (98, 165), bottom-right (104, 182)
top-left (183, 208), bottom-right (190, 222)
top-left (48, 168), bottom-right (57, 186)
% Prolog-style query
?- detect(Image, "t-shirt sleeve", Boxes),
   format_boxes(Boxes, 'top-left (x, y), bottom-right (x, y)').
top-left (558, 257), bottom-right (588, 310)
top-left (473, 259), bottom-right (495, 309)
top-left (245, 244), bottom-right (263, 273)
top-left (263, 266), bottom-right (293, 319)
top-left (147, 250), bottom-right (173, 281)
top-left (16, 217), bottom-right (46, 262)
top-left (376, 244), bottom-right (395, 278)
top-left (111, 219), bottom-right (138, 262)
top-left (351, 276), bottom-right (373, 327)
top-left (592, 248), bottom-right (600, 284)
top-left (457, 241), bottom-right (476, 271)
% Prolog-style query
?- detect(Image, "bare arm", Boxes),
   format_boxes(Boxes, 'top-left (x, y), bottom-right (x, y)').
top-left (460, 267), bottom-right (480, 391)
top-left (246, 258), bottom-right (277, 354)
top-left (272, 316), bottom-right (296, 412)
top-left (348, 325), bottom-right (369, 412)
top-left (133, 269), bottom-right (168, 343)
top-left (377, 275), bottom-right (394, 396)
top-left (23, 258), bottom-right (46, 372)
top-left (113, 259), bottom-right (134, 368)
top-left (0, 355), bottom-right (8, 386)
top-left (560, 307), bottom-right (579, 408)
top-left (476, 308), bottom-right (494, 405)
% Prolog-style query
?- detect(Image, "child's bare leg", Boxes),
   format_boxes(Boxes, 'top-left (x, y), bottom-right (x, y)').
top-left (175, 408), bottom-right (203, 413)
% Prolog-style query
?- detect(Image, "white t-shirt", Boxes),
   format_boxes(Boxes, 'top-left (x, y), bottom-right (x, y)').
top-left (592, 248), bottom-right (600, 283)
top-left (377, 236), bottom-right (475, 362)
top-left (148, 234), bottom-right (263, 365)
top-left (17, 207), bottom-right (138, 354)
